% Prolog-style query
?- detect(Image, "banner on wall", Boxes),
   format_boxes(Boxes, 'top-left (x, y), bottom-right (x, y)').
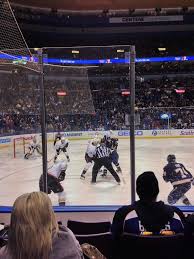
top-left (109, 15), bottom-right (183, 24)
top-left (151, 130), bottom-right (172, 136)
top-left (180, 130), bottom-right (194, 136)
top-left (118, 130), bottom-right (143, 137)
top-left (2, 129), bottom-right (194, 147)
top-left (0, 138), bottom-right (11, 144)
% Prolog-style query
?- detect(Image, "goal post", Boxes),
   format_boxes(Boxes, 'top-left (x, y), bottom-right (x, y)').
top-left (13, 136), bottom-right (33, 158)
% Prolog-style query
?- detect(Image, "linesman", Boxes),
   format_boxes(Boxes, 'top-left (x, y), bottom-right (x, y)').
top-left (92, 142), bottom-right (121, 184)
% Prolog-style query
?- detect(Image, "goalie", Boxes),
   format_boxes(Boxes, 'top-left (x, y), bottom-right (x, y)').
top-left (39, 159), bottom-right (67, 206)
top-left (24, 136), bottom-right (42, 159)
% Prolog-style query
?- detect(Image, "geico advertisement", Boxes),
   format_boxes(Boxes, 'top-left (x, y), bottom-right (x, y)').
top-left (118, 130), bottom-right (143, 137)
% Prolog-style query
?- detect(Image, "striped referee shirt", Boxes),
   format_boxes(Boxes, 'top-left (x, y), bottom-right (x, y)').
top-left (95, 144), bottom-right (111, 159)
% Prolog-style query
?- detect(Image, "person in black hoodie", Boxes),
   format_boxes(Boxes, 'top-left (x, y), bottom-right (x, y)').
top-left (111, 171), bottom-right (185, 239)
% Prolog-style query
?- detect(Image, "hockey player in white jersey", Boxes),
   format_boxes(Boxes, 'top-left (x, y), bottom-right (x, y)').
top-left (53, 131), bottom-right (63, 146)
top-left (80, 138), bottom-right (99, 179)
top-left (39, 159), bottom-right (67, 206)
top-left (104, 130), bottom-right (113, 140)
top-left (54, 137), bottom-right (70, 162)
top-left (24, 135), bottom-right (42, 159)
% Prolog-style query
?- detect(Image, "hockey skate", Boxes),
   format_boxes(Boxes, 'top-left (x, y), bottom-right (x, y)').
top-left (24, 153), bottom-right (31, 159)
top-left (80, 170), bottom-right (86, 180)
top-left (59, 201), bottom-right (66, 206)
top-left (116, 166), bottom-right (122, 174)
top-left (59, 197), bottom-right (66, 206)
top-left (80, 173), bottom-right (85, 180)
top-left (101, 169), bottom-right (108, 177)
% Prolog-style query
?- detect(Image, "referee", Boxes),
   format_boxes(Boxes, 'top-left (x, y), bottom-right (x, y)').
top-left (91, 142), bottom-right (121, 184)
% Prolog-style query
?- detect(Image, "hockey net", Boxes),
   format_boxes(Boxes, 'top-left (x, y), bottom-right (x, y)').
top-left (13, 136), bottom-right (33, 158)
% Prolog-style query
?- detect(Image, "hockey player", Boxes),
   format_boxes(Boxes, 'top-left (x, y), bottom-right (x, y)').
top-left (163, 154), bottom-right (194, 205)
top-left (53, 131), bottom-right (63, 146)
top-left (24, 135), bottom-right (42, 159)
top-left (39, 159), bottom-right (67, 206)
top-left (54, 137), bottom-right (70, 162)
top-left (103, 130), bottom-right (113, 141)
top-left (80, 138), bottom-right (99, 180)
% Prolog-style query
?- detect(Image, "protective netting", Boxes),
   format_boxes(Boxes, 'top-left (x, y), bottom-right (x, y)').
top-left (0, 0), bottom-right (39, 72)
top-left (43, 64), bottom-right (95, 115)
top-left (0, 64), bottom-right (41, 135)
top-left (43, 45), bottom-right (131, 117)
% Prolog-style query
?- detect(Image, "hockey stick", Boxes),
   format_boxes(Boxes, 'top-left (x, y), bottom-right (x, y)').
top-left (119, 171), bottom-right (126, 184)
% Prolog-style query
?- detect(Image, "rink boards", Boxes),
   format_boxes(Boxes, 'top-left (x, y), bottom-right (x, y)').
top-left (1, 129), bottom-right (194, 149)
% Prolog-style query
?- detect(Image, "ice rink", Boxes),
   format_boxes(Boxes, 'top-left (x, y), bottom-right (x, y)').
top-left (0, 137), bottom-right (194, 206)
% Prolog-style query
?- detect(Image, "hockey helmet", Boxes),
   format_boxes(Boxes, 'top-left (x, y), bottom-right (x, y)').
top-left (61, 136), bottom-right (66, 142)
top-left (92, 138), bottom-right (100, 146)
top-left (167, 154), bottom-right (176, 163)
top-left (32, 135), bottom-right (37, 142)
top-left (60, 161), bottom-right (67, 171)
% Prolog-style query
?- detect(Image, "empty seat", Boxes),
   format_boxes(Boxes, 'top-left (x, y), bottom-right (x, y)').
top-left (67, 220), bottom-right (111, 235)
top-left (76, 232), bottom-right (113, 259)
top-left (116, 233), bottom-right (185, 259)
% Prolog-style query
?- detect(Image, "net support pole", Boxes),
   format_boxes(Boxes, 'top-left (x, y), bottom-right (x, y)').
top-left (129, 45), bottom-right (136, 203)
top-left (38, 48), bottom-right (48, 193)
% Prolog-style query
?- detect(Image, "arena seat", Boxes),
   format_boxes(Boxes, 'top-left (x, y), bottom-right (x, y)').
top-left (0, 237), bottom-right (7, 248)
top-left (67, 220), bottom-right (111, 235)
top-left (0, 225), bottom-right (8, 248)
top-left (75, 232), bottom-right (113, 259)
top-left (116, 233), bottom-right (185, 259)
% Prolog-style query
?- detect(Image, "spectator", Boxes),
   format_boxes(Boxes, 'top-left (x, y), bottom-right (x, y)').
top-left (0, 192), bottom-right (83, 259)
top-left (111, 171), bottom-right (185, 239)
top-left (1, 65), bottom-right (194, 134)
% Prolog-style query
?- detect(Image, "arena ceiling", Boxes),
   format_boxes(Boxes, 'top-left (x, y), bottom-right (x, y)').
top-left (11, 0), bottom-right (193, 10)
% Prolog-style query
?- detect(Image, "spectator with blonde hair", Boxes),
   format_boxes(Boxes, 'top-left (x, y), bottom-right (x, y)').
top-left (0, 192), bottom-right (83, 259)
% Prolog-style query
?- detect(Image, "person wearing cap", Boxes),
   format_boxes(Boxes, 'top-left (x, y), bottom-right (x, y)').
top-left (163, 154), bottom-right (193, 205)
top-left (111, 171), bottom-right (185, 239)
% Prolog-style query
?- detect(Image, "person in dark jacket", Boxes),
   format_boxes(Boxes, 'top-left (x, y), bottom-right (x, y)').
top-left (111, 171), bottom-right (185, 239)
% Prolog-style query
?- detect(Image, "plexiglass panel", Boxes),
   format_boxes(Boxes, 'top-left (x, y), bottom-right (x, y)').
top-left (135, 61), bottom-right (194, 206)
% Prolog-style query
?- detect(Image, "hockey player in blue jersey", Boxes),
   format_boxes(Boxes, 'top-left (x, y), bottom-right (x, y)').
top-left (163, 154), bottom-right (193, 205)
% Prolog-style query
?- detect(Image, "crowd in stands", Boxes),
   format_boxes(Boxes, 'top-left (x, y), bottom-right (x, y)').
top-left (1, 61), bottom-right (194, 135)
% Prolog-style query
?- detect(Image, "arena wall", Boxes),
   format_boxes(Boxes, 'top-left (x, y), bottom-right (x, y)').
top-left (0, 205), bottom-right (193, 225)
top-left (1, 129), bottom-right (194, 149)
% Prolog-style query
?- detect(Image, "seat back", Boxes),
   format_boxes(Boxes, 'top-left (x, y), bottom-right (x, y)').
top-left (76, 232), bottom-right (113, 259)
top-left (67, 220), bottom-right (111, 235)
top-left (117, 233), bottom-right (184, 259)
top-left (0, 226), bottom-right (8, 248)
